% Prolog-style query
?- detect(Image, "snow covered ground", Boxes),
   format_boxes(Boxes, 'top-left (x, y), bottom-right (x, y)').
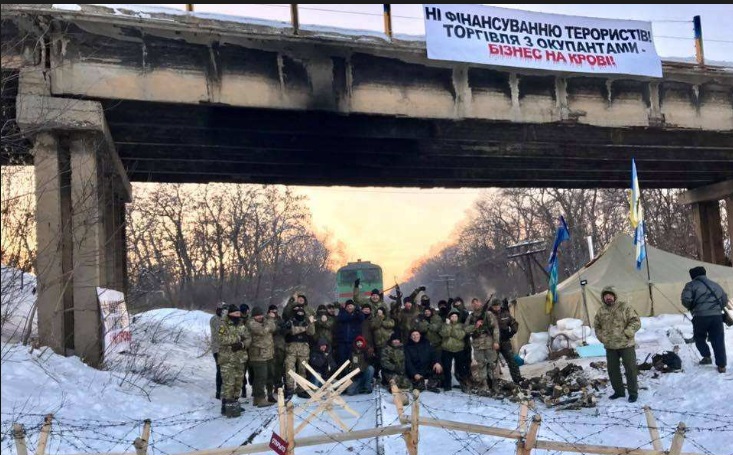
top-left (2, 268), bottom-right (732, 455)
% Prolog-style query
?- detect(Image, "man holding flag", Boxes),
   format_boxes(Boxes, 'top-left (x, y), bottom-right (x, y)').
top-left (546, 216), bottom-right (570, 314)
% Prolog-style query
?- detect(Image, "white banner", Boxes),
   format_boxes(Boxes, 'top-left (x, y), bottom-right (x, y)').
top-left (97, 287), bottom-right (132, 354)
top-left (424, 4), bottom-right (662, 77)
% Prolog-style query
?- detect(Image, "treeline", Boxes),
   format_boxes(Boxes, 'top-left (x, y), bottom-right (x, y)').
top-left (127, 184), bottom-right (336, 311)
top-left (404, 188), bottom-right (712, 301)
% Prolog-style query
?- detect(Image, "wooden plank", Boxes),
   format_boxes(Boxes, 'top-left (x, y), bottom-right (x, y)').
top-left (534, 440), bottom-right (702, 455)
top-left (518, 402), bottom-right (529, 435)
top-left (13, 424), bottom-right (28, 455)
top-left (643, 406), bottom-right (663, 451)
top-left (408, 391), bottom-right (419, 455)
top-left (668, 423), bottom-right (686, 455)
top-left (35, 415), bottom-right (53, 455)
top-left (286, 403), bottom-right (295, 455)
top-left (418, 417), bottom-right (522, 440)
top-left (522, 416), bottom-right (541, 455)
top-left (133, 420), bottom-right (151, 455)
top-left (678, 180), bottom-right (733, 204)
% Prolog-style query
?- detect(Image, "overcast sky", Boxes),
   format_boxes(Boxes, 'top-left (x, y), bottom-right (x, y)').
top-left (135, 4), bottom-right (732, 282)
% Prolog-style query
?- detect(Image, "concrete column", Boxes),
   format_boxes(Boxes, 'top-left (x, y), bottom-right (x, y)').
top-left (69, 133), bottom-right (105, 367)
top-left (33, 132), bottom-right (74, 355)
top-left (692, 201), bottom-right (726, 265)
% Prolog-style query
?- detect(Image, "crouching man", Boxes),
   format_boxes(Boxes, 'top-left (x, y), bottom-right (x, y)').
top-left (405, 329), bottom-right (443, 392)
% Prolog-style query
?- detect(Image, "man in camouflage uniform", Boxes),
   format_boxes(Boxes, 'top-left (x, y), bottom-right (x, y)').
top-left (594, 286), bottom-right (641, 402)
top-left (489, 298), bottom-right (523, 384)
top-left (283, 304), bottom-right (315, 398)
top-left (218, 304), bottom-right (252, 417)
top-left (247, 306), bottom-right (277, 407)
top-left (381, 332), bottom-right (410, 389)
top-left (209, 302), bottom-right (226, 399)
top-left (268, 305), bottom-right (287, 391)
top-left (465, 298), bottom-right (500, 393)
top-left (314, 304), bottom-right (335, 346)
top-left (371, 306), bottom-right (395, 379)
top-left (440, 308), bottom-right (468, 391)
top-left (353, 278), bottom-right (389, 313)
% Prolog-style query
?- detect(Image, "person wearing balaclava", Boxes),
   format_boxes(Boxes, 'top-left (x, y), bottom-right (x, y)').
top-left (218, 304), bottom-right (252, 417)
top-left (283, 304), bottom-right (315, 399)
top-left (210, 302), bottom-right (227, 399)
top-left (681, 266), bottom-right (728, 373)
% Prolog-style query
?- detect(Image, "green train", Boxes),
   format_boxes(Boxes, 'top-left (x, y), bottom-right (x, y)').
top-left (335, 260), bottom-right (383, 305)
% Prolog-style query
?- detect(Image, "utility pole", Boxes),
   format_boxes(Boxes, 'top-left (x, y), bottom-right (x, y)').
top-left (436, 274), bottom-right (455, 299)
top-left (506, 239), bottom-right (548, 295)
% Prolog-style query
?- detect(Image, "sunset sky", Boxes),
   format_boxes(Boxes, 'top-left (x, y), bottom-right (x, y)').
top-left (133, 3), bottom-right (731, 280)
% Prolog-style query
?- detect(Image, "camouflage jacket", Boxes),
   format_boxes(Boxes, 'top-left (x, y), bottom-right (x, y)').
top-left (465, 310), bottom-right (500, 350)
top-left (353, 286), bottom-right (389, 313)
top-left (415, 314), bottom-right (443, 349)
top-left (315, 314), bottom-right (335, 345)
top-left (218, 318), bottom-right (252, 364)
top-left (439, 321), bottom-right (467, 353)
top-left (594, 300), bottom-right (641, 350)
top-left (371, 314), bottom-right (396, 349)
top-left (246, 318), bottom-right (277, 362)
top-left (381, 345), bottom-right (406, 375)
top-left (271, 315), bottom-right (286, 350)
top-left (209, 314), bottom-right (222, 354)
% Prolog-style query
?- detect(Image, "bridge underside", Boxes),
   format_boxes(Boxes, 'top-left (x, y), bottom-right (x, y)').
top-left (46, 99), bottom-right (733, 189)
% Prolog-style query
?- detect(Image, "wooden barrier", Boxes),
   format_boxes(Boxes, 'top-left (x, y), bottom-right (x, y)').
top-left (15, 399), bottom-right (710, 455)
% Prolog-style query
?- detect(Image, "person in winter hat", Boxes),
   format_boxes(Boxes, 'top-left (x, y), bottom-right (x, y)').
top-left (346, 336), bottom-right (375, 395)
top-left (682, 267), bottom-right (728, 373)
top-left (218, 304), bottom-right (252, 417)
top-left (283, 304), bottom-right (315, 398)
top-left (381, 332), bottom-right (409, 389)
top-left (309, 338), bottom-right (337, 385)
top-left (594, 286), bottom-right (641, 402)
top-left (488, 298), bottom-right (522, 384)
top-left (405, 329), bottom-right (443, 393)
top-left (210, 302), bottom-right (227, 399)
top-left (246, 306), bottom-right (277, 407)
top-left (315, 304), bottom-right (335, 345)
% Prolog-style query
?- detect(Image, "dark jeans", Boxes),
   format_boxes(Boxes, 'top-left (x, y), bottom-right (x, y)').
top-left (213, 353), bottom-right (222, 397)
top-left (456, 344), bottom-right (471, 381)
top-left (606, 347), bottom-right (638, 396)
top-left (441, 350), bottom-right (461, 389)
top-left (250, 360), bottom-right (273, 399)
top-left (693, 315), bottom-right (727, 367)
top-left (498, 341), bottom-right (523, 383)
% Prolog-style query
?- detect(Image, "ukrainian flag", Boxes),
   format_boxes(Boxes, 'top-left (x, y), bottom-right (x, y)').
top-left (546, 216), bottom-right (570, 314)
top-left (630, 159), bottom-right (647, 270)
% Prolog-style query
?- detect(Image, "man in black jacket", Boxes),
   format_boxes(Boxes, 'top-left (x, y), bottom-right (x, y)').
top-left (488, 298), bottom-right (523, 384)
top-left (405, 329), bottom-right (443, 392)
top-left (681, 266), bottom-right (728, 373)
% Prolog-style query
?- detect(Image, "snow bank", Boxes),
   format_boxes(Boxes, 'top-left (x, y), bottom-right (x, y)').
top-left (1, 265), bottom-right (37, 342)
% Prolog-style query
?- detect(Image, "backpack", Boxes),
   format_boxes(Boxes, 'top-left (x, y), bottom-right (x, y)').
top-left (652, 351), bottom-right (682, 373)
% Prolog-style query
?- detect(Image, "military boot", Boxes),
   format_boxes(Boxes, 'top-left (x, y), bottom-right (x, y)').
top-left (225, 400), bottom-right (242, 418)
top-left (267, 385), bottom-right (277, 403)
top-left (254, 397), bottom-right (275, 408)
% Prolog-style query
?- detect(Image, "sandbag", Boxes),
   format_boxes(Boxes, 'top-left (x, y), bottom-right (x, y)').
top-left (528, 332), bottom-right (549, 344)
top-left (556, 318), bottom-right (583, 331)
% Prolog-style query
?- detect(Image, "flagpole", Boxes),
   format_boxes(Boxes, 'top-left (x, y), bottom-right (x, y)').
top-left (641, 195), bottom-right (655, 316)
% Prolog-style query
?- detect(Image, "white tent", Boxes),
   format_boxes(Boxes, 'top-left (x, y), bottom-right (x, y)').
top-left (514, 234), bottom-right (733, 348)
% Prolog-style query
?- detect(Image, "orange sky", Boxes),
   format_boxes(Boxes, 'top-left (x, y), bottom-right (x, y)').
top-left (293, 186), bottom-right (488, 281)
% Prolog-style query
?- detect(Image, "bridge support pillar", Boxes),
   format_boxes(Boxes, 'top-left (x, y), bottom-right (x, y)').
top-left (20, 95), bottom-right (132, 367)
top-left (680, 181), bottom-right (733, 266)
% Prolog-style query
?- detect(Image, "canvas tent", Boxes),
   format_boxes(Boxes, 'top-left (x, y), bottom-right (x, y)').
top-left (514, 234), bottom-right (733, 349)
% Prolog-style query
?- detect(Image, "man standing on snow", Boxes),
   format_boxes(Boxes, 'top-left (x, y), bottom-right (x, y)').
top-left (681, 266), bottom-right (728, 373)
top-left (210, 302), bottom-right (226, 399)
top-left (247, 307), bottom-right (277, 407)
top-left (219, 304), bottom-right (252, 417)
top-left (594, 286), bottom-right (641, 403)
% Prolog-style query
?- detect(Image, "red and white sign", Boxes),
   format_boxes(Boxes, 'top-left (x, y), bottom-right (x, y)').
top-left (268, 432), bottom-right (288, 455)
top-left (97, 287), bottom-right (132, 354)
top-left (424, 4), bottom-right (662, 77)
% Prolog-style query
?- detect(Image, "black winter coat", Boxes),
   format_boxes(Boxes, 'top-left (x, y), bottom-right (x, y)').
top-left (405, 337), bottom-right (440, 379)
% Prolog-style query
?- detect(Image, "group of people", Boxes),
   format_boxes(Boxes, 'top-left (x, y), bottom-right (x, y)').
top-left (210, 266), bottom-right (729, 417)
top-left (593, 266), bottom-right (728, 404)
top-left (209, 281), bottom-right (524, 418)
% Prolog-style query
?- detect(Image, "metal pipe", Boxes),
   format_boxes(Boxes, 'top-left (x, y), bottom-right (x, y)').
top-left (693, 15), bottom-right (704, 65)
top-left (383, 4), bottom-right (393, 40)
